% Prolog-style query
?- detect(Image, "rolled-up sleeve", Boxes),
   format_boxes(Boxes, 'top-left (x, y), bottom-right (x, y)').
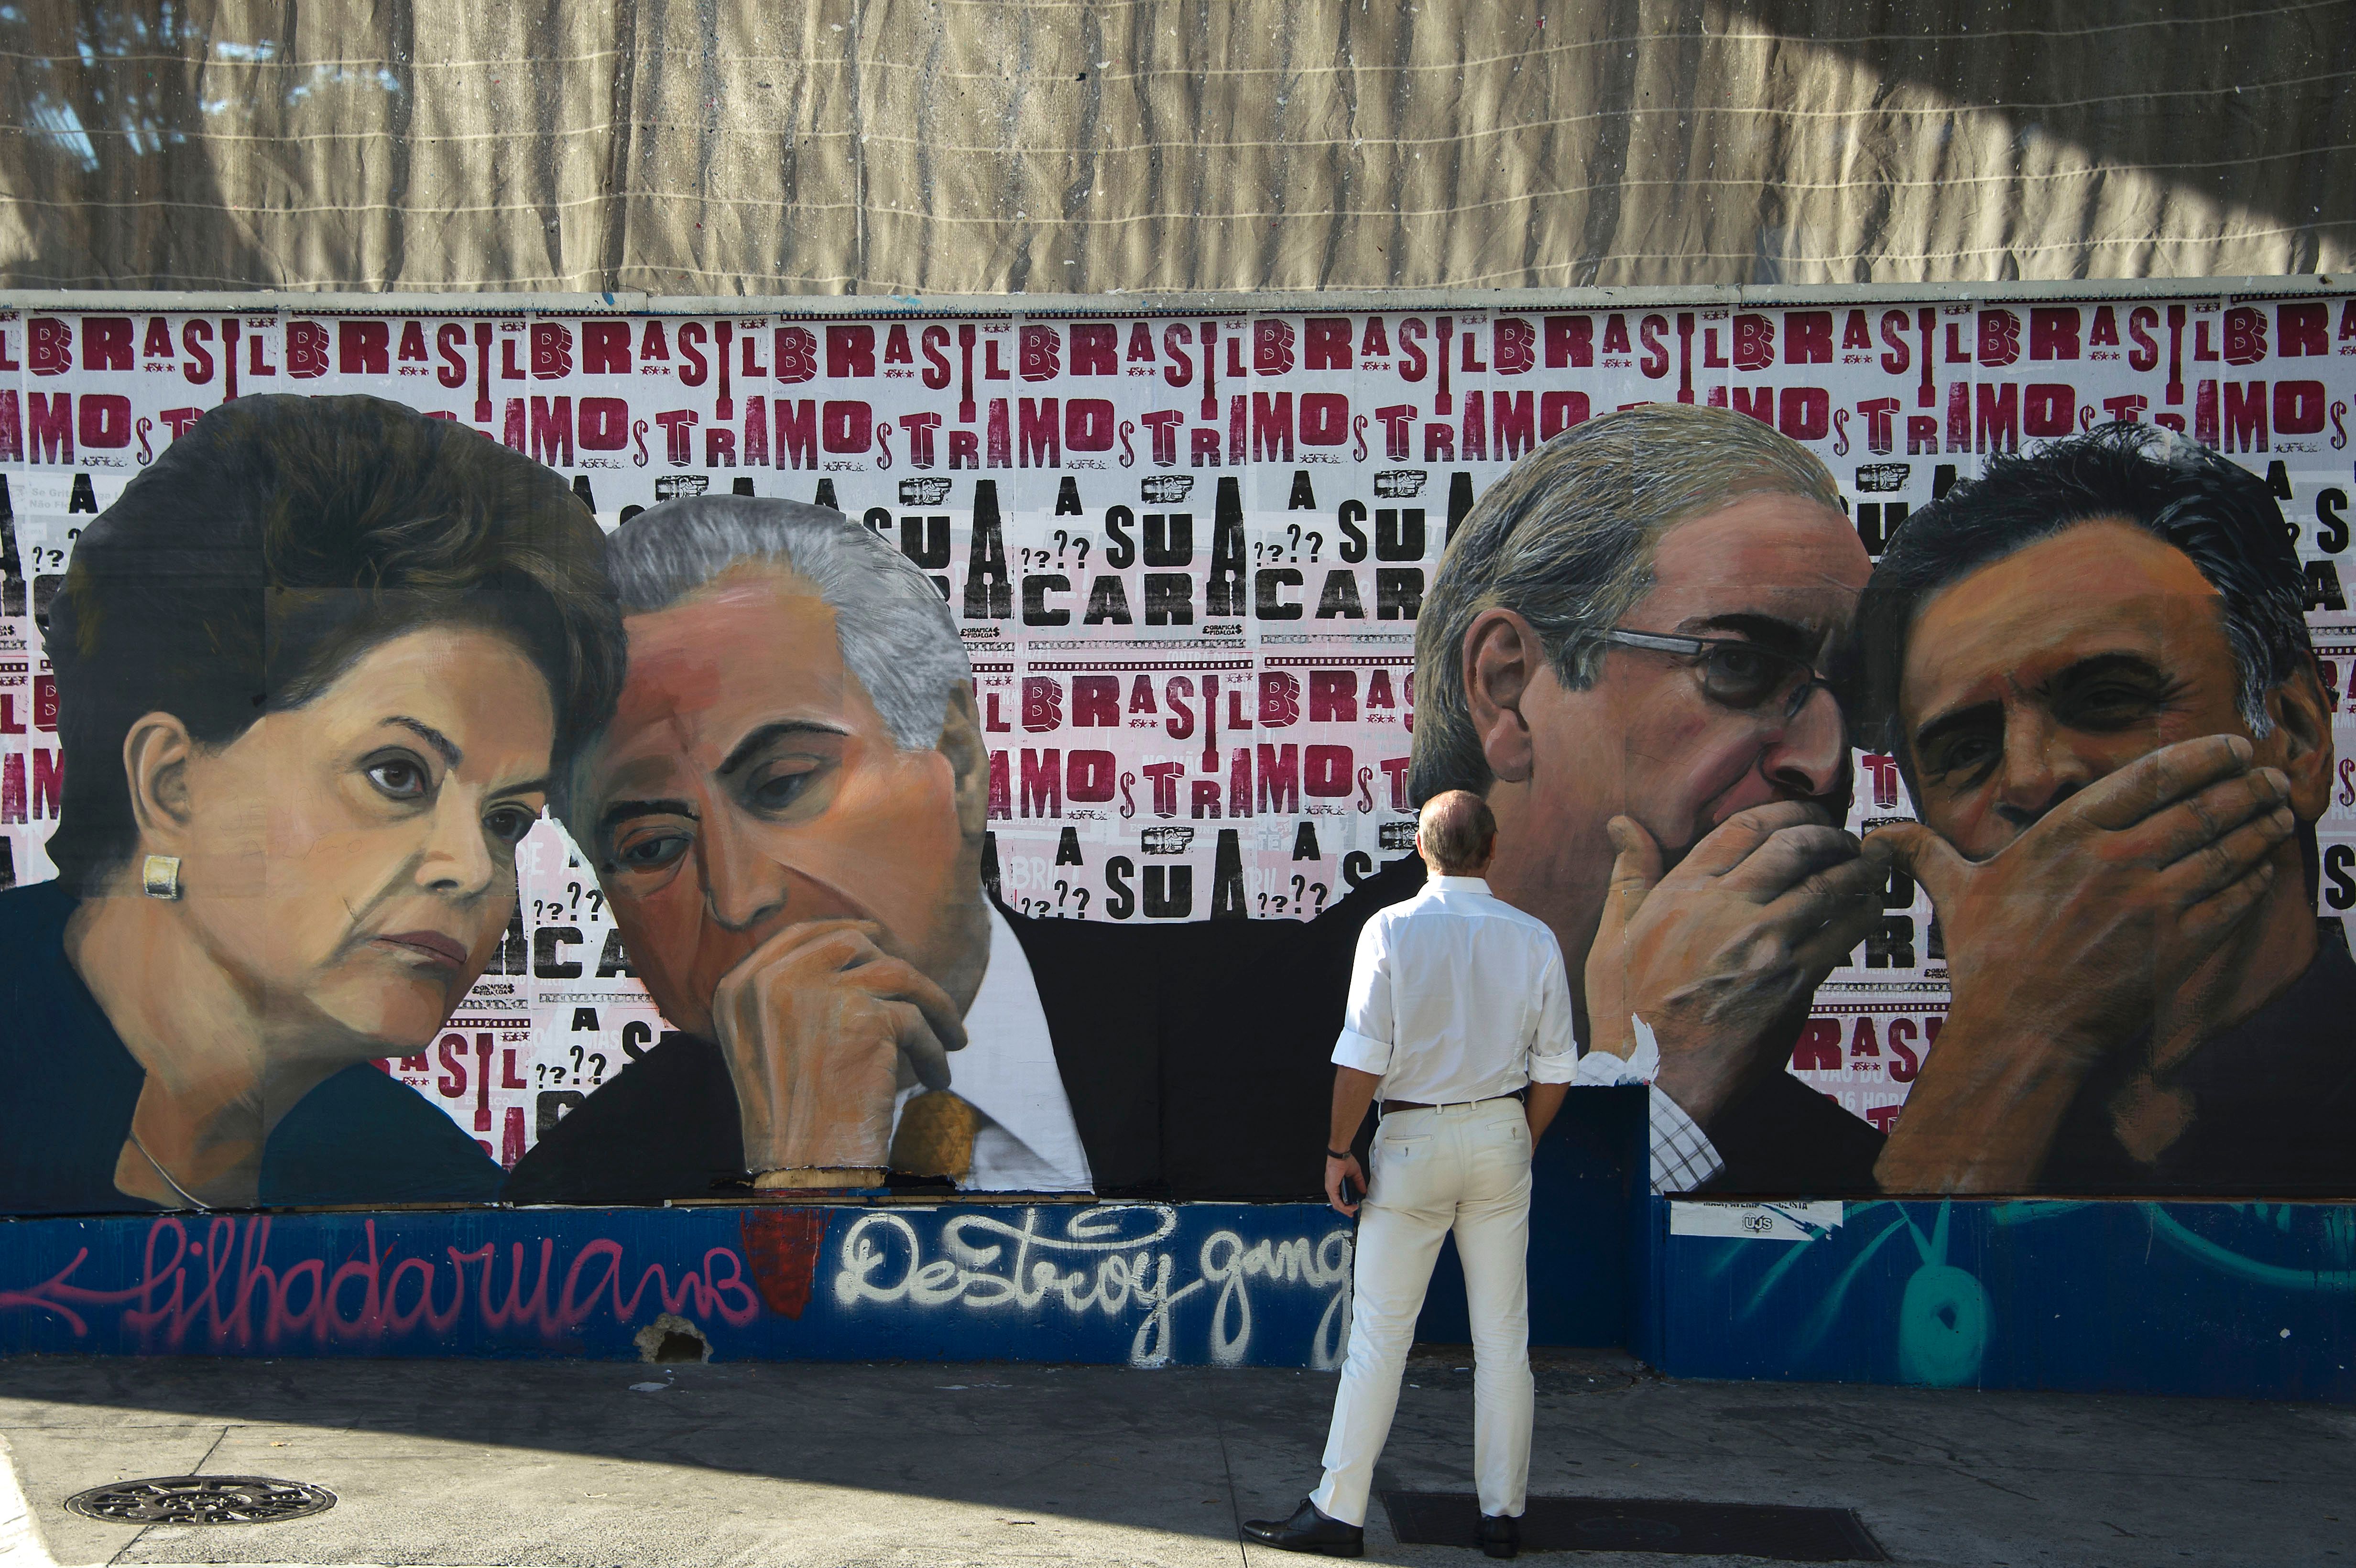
top-left (1330, 915), bottom-right (1395, 1075)
top-left (1526, 946), bottom-right (1579, 1083)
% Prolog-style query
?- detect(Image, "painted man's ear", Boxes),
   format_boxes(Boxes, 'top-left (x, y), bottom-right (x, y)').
top-left (1464, 609), bottom-right (1540, 784)
top-left (2267, 658), bottom-right (2335, 823)
top-left (937, 685), bottom-right (993, 839)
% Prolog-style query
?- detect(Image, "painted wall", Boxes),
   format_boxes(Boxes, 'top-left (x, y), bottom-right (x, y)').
top-left (0, 1201), bottom-right (1355, 1368)
top-left (1652, 1198), bottom-right (2356, 1402)
top-left (0, 286), bottom-right (2351, 1217)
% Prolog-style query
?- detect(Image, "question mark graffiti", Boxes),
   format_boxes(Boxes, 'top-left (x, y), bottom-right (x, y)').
top-left (1286, 523), bottom-right (1302, 559)
top-left (1072, 537), bottom-right (1090, 569)
top-left (1118, 419), bottom-right (1137, 467)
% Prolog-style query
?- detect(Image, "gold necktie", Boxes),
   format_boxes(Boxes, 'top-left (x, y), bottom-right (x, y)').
top-left (890, 1089), bottom-right (982, 1180)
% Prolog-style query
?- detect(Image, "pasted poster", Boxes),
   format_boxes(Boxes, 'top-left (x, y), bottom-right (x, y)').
top-left (0, 293), bottom-right (2347, 1212)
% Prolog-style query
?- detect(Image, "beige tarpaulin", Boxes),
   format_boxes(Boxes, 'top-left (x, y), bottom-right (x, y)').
top-left (3, 0), bottom-right (2350, 294)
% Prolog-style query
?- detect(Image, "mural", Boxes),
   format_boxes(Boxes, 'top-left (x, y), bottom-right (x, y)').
top-left (1658, 1198), bottom-right (2356, 1402)
top-left (0, 293), bottom-right (2347, 1213)
top-left (0, 1202), bottom-right (1356, 1369)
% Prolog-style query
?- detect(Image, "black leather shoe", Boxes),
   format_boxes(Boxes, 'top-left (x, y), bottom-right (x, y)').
top-left (1478, 1512), bottom-right (1520, 1558)
top-left (1241, 1498), bottom-right (1364, 1557)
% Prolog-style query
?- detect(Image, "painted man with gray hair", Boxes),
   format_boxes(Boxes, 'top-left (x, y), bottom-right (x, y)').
top-left (1216, 403), bottom-right (1901, 1203)
top-left (506, 495), bottom-right (1239, 1200)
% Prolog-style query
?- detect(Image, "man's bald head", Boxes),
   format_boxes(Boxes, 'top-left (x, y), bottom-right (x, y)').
top-left (1416, 790), bottom-right (1497, 877)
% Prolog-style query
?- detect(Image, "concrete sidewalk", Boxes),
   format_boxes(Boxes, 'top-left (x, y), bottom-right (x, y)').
top-left (0, 1350), bottom-right (2348, 1568)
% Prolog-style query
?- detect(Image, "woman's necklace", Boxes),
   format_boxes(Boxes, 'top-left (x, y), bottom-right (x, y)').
top-left (128, 1126), bottom-right (212, 1211)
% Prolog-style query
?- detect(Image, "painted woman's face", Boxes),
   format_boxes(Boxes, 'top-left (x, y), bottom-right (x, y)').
top-left (167, 625), bottom-right (557, 1055)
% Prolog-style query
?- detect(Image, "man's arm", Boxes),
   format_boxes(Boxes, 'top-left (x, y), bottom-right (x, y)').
top-left (1325, 1067), bottom-right (1380, 1216)
top-left (1526, 943), bottom-right (1579, 1144)
top-left (1324, 916), bottom-right (1396, 1216)
top-left (1525, 1082), bottom-right (1569, 1142)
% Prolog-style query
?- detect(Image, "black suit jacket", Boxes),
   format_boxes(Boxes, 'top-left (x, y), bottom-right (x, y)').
top-left (1181, 854), bottom-right (1888, 1199)
top-left (502, 854), bottom-right (1914, 1206)
top-left (503, 878), bottom-right (1412, 1206)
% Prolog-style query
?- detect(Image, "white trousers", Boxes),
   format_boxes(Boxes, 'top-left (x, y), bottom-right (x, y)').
top-left (1309, 1097), bottom-right (1534, 1527)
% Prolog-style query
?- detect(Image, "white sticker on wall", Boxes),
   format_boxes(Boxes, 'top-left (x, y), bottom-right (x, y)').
top-left (1668, 1201), bottom-right (1846, 1241)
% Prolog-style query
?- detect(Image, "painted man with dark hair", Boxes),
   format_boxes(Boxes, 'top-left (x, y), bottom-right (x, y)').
top-left (1855, 423), bottom-right (2347, 1195)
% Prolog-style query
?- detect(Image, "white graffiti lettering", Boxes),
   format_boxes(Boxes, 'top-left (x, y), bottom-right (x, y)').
top-left (833, 1205), bottom-right (1353, 1368)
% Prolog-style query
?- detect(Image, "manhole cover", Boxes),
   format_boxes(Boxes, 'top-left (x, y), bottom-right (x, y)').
top-left (64, 1476), bottom-right (337, 1526)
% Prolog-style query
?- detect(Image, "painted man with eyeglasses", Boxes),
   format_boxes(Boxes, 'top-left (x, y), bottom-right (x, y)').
top-left (1213, 403), bottom-right (1894, 1207)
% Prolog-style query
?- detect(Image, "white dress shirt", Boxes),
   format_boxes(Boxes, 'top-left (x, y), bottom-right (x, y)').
top-left (891, 906), bottom-right (1094, 1193)
top-left (1331, 875), bottom-right (1580, 1101)
top-left (1573, 1015), bottom-right (1726, 1195)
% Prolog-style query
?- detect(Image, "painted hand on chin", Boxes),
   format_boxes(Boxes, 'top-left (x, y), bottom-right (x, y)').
top-left (1584, 804), bottom-right (1888, 1130)
top-left (709, 917), bottom-right (968, 1178)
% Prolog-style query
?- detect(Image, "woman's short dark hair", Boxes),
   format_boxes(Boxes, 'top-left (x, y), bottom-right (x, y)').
top-left (47, 394), bottom-right (624, 892)
top-left (1852, 422), bottom-right (2312, 763)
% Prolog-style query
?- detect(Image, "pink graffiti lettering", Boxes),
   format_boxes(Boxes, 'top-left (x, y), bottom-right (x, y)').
top-left (0, 1217), bottom-right (759, 1352)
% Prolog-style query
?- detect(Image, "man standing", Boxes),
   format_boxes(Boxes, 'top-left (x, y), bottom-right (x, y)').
top-left (1244, 791), bottom-right (1576, 1561)
top-left (1191, 404), bottom-right (1892, 1199)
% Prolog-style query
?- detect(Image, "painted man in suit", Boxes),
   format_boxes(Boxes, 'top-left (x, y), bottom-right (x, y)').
top-left (1182, 404), bottom-right (1902, 1196)
top-left (506, 495), bottom-right (1269, 1201)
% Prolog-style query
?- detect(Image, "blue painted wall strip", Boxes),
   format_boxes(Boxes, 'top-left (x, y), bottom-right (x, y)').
top-left (0, 1202), bottom-right (1356, 1369)
top-left (1654, 1197), bottom-right (2356, 1403)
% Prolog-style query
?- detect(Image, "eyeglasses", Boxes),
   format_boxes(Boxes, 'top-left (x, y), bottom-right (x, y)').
top-left (1601, 629), bottom-right (1835, 721)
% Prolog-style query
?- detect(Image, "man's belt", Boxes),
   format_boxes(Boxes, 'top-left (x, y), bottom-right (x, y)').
top-left (1380, 1089), bottom-right (1527, 1116)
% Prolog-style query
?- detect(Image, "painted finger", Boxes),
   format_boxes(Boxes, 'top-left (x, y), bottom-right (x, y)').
top-left (1789, 891), bottom-right (1893, 979)
top-left (1670, 800), bottom-right (1832, 881)
top-left (881, 1000), bottom-right (957, 1091)
top-left (1717, 824), bottom-right (1867, 901)
top-left (1758, 842), bottom-right (1894, 934)
top-left (2171, 859), bottom-right (2280, 956)
top-left (2153, 804), bottom-right (2297, 907)
top-left (840, 955), bottom-right (971, 1054)
top-left (2070, 734), bottom-right (2255, 833)
top-left (1865, 821), bottom-right (1968, 912)
top-left (2127, 769), bottom-right (2291, 870)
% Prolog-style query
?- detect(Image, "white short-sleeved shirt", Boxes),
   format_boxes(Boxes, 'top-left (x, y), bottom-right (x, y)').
top-left (1330, 875), bottom-right (1580, 1103)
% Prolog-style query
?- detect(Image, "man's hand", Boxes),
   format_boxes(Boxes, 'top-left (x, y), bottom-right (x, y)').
top-left (709, 918), bottom-right (968, 1181)
top-left (1325, 1153), bottom-right (1367, 1218)
top-left (1584, 802), bottom-right (1891, 1131)
top-left (1871, 734), bottom-right (2293, 1193)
